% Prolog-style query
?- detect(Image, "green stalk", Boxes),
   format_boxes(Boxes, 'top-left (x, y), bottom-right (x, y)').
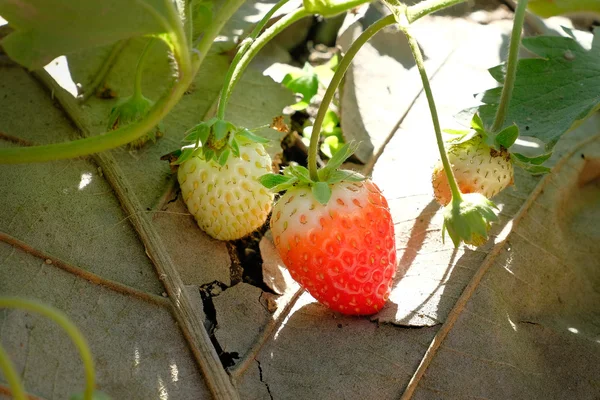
top-left (0, 0), bottom-right (246, 164)
top-left (193, 0), bottom-right (247, 70)
top-left (400, 26), bottom-right (462, 203)
top-left (490, 0), bottom-right (528, 133)
top-left (406, 0), bottom-right (468, 22)
top-left (216, 0), bottom-right (292, 120)
top-left (133, 39), bottom-right (156, 99)
top-left (308, 14), bottom-right (396, 181)
top-left (219, 7), bottom-right (310, 120)
top-left (0, 297), bottom-right (95, 400)
top-left (0, 343), bottom-right (27, 400)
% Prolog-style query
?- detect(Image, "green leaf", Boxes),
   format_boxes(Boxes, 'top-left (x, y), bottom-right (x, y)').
top-left (282, 63), bottom-right (319, 110)
top-left (479, 28), bottom-right (600, 151)
top-left (260, 174), bottom-right (294, 189)
top-left (495, 124), bottom-right (519, 149)
top-left (322, 109), bottom-right (340, 134)
top-left (321, 135), bottom-right (343, 158)
top-left (312, 182), bottom-right (332, 205)
top-left (0, 0), bottom-right (174, 69)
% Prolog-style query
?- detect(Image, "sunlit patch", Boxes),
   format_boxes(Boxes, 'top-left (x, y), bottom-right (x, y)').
top-left (44, 56), bottom-right (79, 96)
top-left (273, 293), bottom-right (316, 340)
top-left (158, 377), bottom-right (169, 400)
top-left (78, 172), bottom-right (92, 190)
top-left (568, 327), bottom-right (579, 334)
top-left (507, 313), bottom-right (517, 331)
top-left (134, 347), bottom-right (140, 368)
top-left (170, 362), bottom-right (179, 383)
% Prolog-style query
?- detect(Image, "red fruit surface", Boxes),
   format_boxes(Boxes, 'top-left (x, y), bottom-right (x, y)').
top-left (270, 179), bottom-right (397, 315)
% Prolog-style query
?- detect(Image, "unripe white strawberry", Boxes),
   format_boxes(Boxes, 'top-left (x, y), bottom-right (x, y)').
top-left (178, 142), bottom-right (274, 241)
top-left (432, 135), bottom-right (514, 206)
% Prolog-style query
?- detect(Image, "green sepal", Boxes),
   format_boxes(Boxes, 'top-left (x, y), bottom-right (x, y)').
top-left (237, 128), bottom-right (270, 144)
top-left (217, 148), bottom-right (230, 166)
top-left (442, 193), bottom-right (499, 248)
top-left (443, 129), bottom-right (478, 145)
top-left (495, 124), bottom-right (519, 149)
top-left (327, 169), bottom-right (365, 184)
top-left (259, 173), bottom-right (299, 192)
top-left (173, 147), bottom-right (195, 165)
top-left (213, 120), bottom-right (232, 141)
top-left (512, 156), bottom-right (552, 175)
top-left (312, 182), bottom-right (332, 205)
top-left (230, 137), bottom-right (241, 158)
top-left (287, 164), bottom-right (312, 183)
top-left (512, 151), bottom-right (552, 165)
top-left (470, 113), bottom-right (486, 134)
top-left (203, 148), bottom-right (215, 161)
top-left (318, 141), bottom-right (359, 181)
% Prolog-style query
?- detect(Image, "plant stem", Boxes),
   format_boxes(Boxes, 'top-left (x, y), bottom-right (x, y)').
top-left (133, 38), bottom-right (156, 98)
top-left (401, 26), bottom-right (462, 203)
top-left (406, 0), bottom-right (468, 22)
top-left (308, 14), bottom-right (396, 181)
top-left (0, 297), bottom-right (96, 400)
top-left (491, 0), bottom-right (528, 133)
top-left (0, 343), bottom-right (27, 400)
top-left (219, 7), bottom-right (310, 120)
top-left (193, 0), bottom-right (247, 70)
top-left (216, 0), bottom-right (291, 120)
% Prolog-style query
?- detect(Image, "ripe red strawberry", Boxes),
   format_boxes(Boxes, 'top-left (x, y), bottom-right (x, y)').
top-left (269, 177), bottom-right (396, 315)
top-left (432, 134), bottom-right (514, 206)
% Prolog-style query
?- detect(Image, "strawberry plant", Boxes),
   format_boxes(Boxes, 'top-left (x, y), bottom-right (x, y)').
top-left (1, 0), bottom-right (600, 398)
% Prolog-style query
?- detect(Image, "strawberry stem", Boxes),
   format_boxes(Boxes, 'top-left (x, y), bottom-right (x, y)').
top-left (406, 0), bottom-right (467, 22)
top-left (0, 297), bottom-right (96, 400)
top-left (0, 342), bottom-right (26, 400)
top-left (217, 5), bottom-right (309, 120)
top-left (400, 25), bottom-right (463, 203)
top-left (308, 14), bottom-right (397, 181)
top-left (133, 38), bottom-right (156, 99)
top-left (491, 0), bottom-right (528, 133)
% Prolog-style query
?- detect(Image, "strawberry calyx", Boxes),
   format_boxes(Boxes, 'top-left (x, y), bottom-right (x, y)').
top-left (442, 192), bottom-right (499, 247)
top-left (172, 118), bottom-right (270, 167)
top-left (107, 93), bottom-right (163, 149)
top-left (445, 112), bottom-right (552, 175)
top-left (260, 142), bottom-right (364, 205)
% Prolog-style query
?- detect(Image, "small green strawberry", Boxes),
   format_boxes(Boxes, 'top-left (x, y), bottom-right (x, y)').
top-left (261, 143), bottom-right (397, 315)
top-left (432, 133), bottom-right (514, 206)
top-left (107, 93), bottom-right (163, 149)
top-left (176, 119), bottom-right (274, 241)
